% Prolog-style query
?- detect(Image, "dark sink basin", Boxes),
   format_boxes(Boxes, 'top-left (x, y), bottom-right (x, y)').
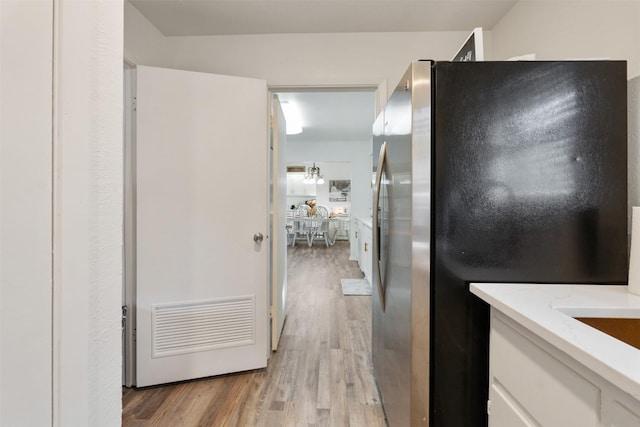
top-left (574, 317), bottom-right (640, 350)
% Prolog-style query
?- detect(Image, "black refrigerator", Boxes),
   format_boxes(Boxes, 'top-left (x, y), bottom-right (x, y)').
top-left (371, 60), bottom-right (628, 427)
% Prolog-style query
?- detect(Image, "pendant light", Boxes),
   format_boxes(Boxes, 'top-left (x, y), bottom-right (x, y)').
top-left (303, 163), bottom-right (324, 184)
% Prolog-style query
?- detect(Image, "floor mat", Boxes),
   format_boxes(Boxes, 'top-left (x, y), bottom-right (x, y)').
top-left (340, 278), bottom-right (372, 296)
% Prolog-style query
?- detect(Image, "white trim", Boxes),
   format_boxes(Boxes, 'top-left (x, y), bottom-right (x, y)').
top-left (51, 1), bottom-right (123, 425)
top-left (452, 27), bottom-right (485, 62)
top-left (122, 65), bottom-right (137, 387)
top-left (51, 0), bottom-right (60, 424)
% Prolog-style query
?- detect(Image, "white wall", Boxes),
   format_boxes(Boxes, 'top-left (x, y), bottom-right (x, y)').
top-left (54, 1), bottom-right (123, 425)
top-left (165, 31), bottom-right (472, 98)
top-left (315, 162), bottom-right (353, 213)
top-left (1, 2), bottom-right (53, 424)
top-left (491, 1), bottom-right (640, 79)
top-left (1, 1), bottom-right (123, 426)
top-left (630, 76), bottom-right (640, 218)
top-left (125, 0), bottom-right (169, 66)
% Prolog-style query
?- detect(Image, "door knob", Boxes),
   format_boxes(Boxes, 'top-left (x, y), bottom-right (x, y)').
top-left (253, 233), bottom-right (264, 243)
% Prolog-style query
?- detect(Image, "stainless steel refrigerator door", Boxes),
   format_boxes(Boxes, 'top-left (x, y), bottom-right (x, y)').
top-left (372, 61), bottom-right (432, 427)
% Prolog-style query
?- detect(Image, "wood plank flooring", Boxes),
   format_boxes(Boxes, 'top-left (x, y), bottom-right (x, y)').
top-left (122, 241), bottom-right (386, 426)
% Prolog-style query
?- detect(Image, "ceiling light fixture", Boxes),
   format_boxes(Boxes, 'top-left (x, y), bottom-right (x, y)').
top-left (303, 163), bottom-right (324, 184)
top-left (280, 101), bottom-right (303, 135)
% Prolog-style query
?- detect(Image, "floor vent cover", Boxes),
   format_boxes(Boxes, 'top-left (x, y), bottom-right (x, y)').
top-left (151, 295), bottom-right (255, 358)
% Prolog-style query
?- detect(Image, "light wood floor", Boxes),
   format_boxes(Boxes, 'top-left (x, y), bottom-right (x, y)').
top-left (122, 241), bottom-right (386, 426)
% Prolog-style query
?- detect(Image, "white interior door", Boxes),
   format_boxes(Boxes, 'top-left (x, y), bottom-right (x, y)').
top-left (135, 65), bottom-right (268, 387)
top-left (270, 95), bottom-right (287, 350)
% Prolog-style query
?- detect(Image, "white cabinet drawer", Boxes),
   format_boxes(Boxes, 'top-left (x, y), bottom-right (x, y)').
top-left (490, 314), bottom-right (600, 427)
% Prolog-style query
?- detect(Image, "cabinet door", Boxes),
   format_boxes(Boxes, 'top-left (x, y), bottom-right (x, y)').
top-left (489, 387), bottom-right (532, 427)
top-left (286, 174), bottom-right (297, 195)
top-left (286, 173), bottom-right (316, 196)
top-left (363, 225), bottom-right (373, 283)
top-left (287, 174), bottom-right (303, 195)
top-left (489, 312), bottom-right (600, 427)
top-left (355, 219), bottom-right (364, 271)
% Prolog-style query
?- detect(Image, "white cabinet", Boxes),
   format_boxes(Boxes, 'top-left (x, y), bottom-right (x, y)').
top-left (354, 218), bottom-right (372, 285)
top-left (362, 223), bottom-right (372, 284)
top-left (353, 217), bottom-right (361, 262)
top-left (286, 173), bottom-right (315, 196)
top-left (488, 309), bottom-right (640, 427)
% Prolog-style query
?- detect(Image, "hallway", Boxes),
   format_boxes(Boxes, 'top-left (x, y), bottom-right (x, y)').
top-left (122, 241), bottom-right (386, 426)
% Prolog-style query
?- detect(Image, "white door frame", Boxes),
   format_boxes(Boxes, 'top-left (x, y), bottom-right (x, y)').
top-left (269, 94), bottom-right (288, 351)
top-left (267, 84), bottom-right (380, 262)
top-left (122, 60), bottom-right (137, 387)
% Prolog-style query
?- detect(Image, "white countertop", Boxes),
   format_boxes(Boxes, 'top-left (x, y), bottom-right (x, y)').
top-left (470, 283), bottom-right (640, 399)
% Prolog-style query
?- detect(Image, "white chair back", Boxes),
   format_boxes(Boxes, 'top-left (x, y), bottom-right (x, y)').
top-left (295, 205), bottom-right (310, 217)
top-left (316, 205), bottom-right (329, 218)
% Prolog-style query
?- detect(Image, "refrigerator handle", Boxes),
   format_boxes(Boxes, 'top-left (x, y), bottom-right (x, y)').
top-left (373, 141), bottom-right (387, 312)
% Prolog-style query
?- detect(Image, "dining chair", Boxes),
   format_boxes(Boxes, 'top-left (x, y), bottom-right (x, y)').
top-left (286, 211), bottom-right (295, 245)
top-left (315, 205), bottom-right (329, 218)
top-left (291, 205), bottom-right (311, 246)
top-left (307, 205), bottom-right (331, 247)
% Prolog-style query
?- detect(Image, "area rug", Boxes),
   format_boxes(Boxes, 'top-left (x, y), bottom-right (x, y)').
top-left (340, 278), bottom-right (372, 296)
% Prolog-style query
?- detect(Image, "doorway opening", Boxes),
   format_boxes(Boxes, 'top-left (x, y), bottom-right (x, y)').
top-left (274, 90), bottom-right (376, 261)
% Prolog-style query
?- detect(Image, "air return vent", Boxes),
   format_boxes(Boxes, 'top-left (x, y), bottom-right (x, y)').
top-left (151, 295), bottom-right (255, 358)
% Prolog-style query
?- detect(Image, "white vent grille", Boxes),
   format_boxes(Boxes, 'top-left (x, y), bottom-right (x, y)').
top-left (151, 295), bottom-right (255, 358)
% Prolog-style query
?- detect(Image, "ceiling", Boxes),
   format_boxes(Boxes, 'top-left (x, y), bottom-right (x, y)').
top-left (129, 0), bottom-right (517, 37)
top-left (127, 0), bottom-right (517, 144)
top-left (276, 91), bottom-right (376, 144)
